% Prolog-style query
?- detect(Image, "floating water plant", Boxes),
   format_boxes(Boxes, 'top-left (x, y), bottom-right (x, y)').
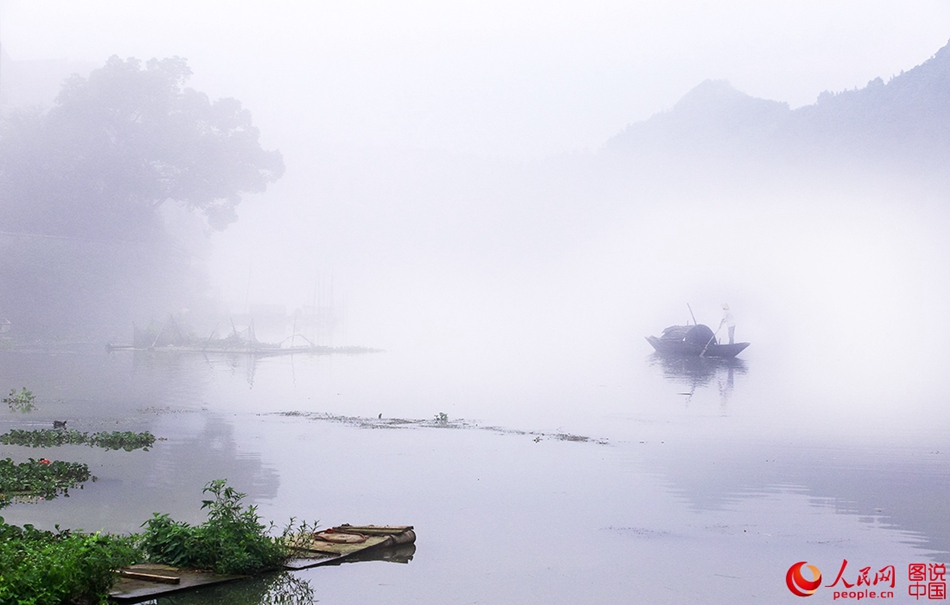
top-left (0, 457), bottom-right (91, 507)
top-left (3, 388), bottom-right (36, 413)
top-left (0, 429), bottom-right (157, 451)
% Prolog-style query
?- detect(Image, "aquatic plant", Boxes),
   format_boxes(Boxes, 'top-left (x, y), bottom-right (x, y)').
top-left (3, 387), bottom-right (36, 413)
top-left (141, 479), bottom-right (307, 575)
top-left (0, 519), bottom-right (142, 605)
top-left (88, 430), bottom-right (157, 451)
top-left (0, 457), bottom-right (91, 507)
top-left (272, 410), bottom-right (608, 443)
top-left (0, 429), bottom-right (157, 451)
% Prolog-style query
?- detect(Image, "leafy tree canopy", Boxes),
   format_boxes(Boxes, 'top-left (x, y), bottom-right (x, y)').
top-left (0, 56), bottom-right (284, 338)
top-left (0, 55), bottom-right (284, 236)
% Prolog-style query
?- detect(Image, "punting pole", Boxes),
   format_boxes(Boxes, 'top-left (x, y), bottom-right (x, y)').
top-left (700, 325), bottom-right (722, 357)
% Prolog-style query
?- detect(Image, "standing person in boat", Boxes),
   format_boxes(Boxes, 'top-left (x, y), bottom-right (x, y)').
top-left (719, 303), bottom-right (736, 345)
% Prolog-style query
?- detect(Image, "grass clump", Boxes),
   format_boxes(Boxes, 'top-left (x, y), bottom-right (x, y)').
top-left (141, 479), bottom-right (295, 575)
top-left (0, 519), bottom-right (142, 605)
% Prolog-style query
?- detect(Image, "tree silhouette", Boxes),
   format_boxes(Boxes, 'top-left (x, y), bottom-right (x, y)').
top-left (0, 56), bottom-right (285, 337)
top-left (0, 55), bottom-right (284, 238)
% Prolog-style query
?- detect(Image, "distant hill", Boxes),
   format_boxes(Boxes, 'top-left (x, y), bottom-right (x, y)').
top-left (607, 79), bottom-right (790, 158)
top-left (605, 39), bottom-right (950, 183)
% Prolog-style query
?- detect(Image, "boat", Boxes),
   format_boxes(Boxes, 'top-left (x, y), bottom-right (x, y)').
top-left (646, 324), bottom-right (749, 358)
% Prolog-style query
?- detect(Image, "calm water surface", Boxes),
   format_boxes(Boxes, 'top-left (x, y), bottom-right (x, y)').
top-left (0, 341), bottom-right (947, 604)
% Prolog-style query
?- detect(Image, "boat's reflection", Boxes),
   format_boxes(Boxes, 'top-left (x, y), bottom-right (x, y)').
top-left (647, 353), bottom-right (748, 404)
top-left (322, 542), bottom-right (417, 566)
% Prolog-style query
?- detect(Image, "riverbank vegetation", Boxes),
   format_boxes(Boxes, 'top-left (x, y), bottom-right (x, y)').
top-left (0, 520), bottom-right (142, 605)
top-left (0, 480), bottom-right (311, 604)
top-left (140, 479), bottom-right (306, 575)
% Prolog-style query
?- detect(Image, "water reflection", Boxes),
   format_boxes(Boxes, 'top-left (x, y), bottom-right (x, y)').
top-left (647, 353), bottom-right (747, 404)
top-left (155, 414), bottom-right (281, 502)
top-left (0, 348), bottom-right (281, 534)
top-left (4, 347), bottom-right (950, 604)
top-left (129, 350), bottom-right (262, 389)
top-left (148, 545), bottom-right (416, 605)
top-left (320, 542), bottom-right (416, 566)
top-left (150, 572), bottom-right (314, 605)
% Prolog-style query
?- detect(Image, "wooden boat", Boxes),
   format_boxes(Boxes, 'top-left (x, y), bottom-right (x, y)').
top-left (646, 324), bottom-right (749, 358)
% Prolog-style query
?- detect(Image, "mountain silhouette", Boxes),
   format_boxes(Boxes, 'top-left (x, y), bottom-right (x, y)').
top-left (608, 79), bottom-right (789, 157)
top-left (605, 39), bottom-right (950, 183)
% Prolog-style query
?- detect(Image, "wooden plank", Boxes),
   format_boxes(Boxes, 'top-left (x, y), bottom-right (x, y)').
top-left (337, 524), bottom-right (413, 535)
top-left (116, 569), bottom-right (180, 584)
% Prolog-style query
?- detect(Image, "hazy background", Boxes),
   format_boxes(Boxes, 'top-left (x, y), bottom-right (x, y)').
top-left (2, 1), bottom-right (950, 411)
top-left (3, 9), bottom-right (950, 602)
top-left (4, 1), bottom-right (949, 156)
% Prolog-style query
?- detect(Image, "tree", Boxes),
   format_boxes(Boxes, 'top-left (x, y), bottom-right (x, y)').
top-left (0, 56), bottom-right (284, 337)
top-left (0, 55), bottom-right (284, 237)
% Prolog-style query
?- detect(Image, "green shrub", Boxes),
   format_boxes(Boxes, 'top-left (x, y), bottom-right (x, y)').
top-left (0, 519), bottom-right (142, 605)
top-left (141, 479), bottom-right (290, 575)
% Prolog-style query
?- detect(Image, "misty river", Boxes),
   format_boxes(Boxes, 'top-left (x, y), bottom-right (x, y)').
top-left (1, 335), bottom-right (948, 605)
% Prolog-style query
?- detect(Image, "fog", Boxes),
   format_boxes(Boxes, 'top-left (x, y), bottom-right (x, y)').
top-left (5, 10), bottom-right (950, 601)
top-left (5, 1), bottom-right (949, 156)
top-left (3, 1), bottom-right (950, 411)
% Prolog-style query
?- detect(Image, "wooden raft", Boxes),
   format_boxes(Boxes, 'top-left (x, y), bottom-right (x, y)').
top-left (109, 525), bottom-right (415, 601)
top-left (284, 524), bottom-right (416, 569)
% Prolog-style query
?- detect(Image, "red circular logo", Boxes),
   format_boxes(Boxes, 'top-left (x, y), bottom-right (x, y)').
top-left (787, 561), bottom-right (822, 597)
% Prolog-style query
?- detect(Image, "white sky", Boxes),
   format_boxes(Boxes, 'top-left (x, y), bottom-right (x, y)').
top-left (2, 0), bottom-right (949, 159)
top-left (2, 1), bottom-right (949, 395)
